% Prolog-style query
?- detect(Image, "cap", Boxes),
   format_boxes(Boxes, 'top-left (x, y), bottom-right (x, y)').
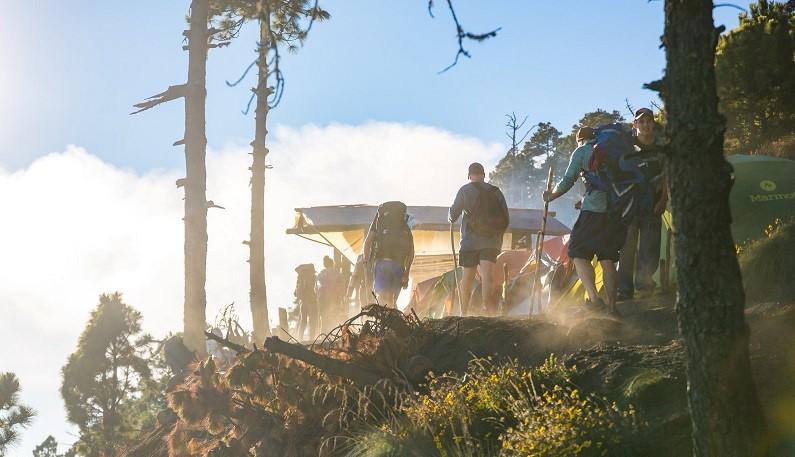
top-left (634, 107), bottom-right (654, 120)
top-left (468, 162), bottom-right (485, 175)
top-left (576, 126), bottom-right (595, 142)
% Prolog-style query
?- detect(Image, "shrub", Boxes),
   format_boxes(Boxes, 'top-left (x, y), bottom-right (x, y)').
top-left (738, 219), bottom-right (795, 302)
top-left (501, 384), bottom-right (635, 456)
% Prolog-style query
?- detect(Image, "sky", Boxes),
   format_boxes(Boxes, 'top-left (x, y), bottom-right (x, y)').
top-left (0, 1), bottom-right (743, 454)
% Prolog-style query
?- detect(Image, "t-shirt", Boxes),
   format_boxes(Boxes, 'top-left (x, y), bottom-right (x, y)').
top-left (448, 181), bottom-right (508, 251)
top-left (553, 142), bottom-right (608, 213)
top-left (634, 138), bottom-right (666, 215)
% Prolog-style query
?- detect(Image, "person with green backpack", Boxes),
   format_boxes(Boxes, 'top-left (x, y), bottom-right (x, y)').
top-left (449, 162), bottom-right (510, 316)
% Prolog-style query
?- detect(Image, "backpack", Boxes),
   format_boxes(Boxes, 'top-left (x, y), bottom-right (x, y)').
top-left (469, 183), bottom-right (510, 237)
top-left (372, 201), bottom-right (413, 263)
top-left (316, 267), bottom-right (343, 302)
top-left (582, 123), bottom-right (645, 225)
top-left (294, 264), bottom-right (317, 303)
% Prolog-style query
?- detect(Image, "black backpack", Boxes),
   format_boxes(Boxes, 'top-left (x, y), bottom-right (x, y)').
top-left (469, 183), bottom-right (509, 237)
top-left (372, 201), bottom-right (413, 262)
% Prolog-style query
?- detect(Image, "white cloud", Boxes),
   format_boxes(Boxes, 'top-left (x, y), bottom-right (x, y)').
top-left (0, 122), bottom-right (504, 452)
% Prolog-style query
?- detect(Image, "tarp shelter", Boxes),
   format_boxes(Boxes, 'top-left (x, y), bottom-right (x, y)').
top-left (407, 249), bottom-right (537, 318)
top-left (287, 205), bottom-right (570, 283)
top-left (727, 155), bottom-right (795, 243)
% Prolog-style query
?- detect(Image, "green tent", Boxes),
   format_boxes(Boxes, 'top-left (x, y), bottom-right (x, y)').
top-left (727, 155), bottom-right (795, 243)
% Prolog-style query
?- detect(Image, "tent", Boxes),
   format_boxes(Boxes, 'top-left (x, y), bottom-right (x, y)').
top-left (287, 205), bottom-right (570, 283)
top-left (727, 155), bottom-right (795, 243)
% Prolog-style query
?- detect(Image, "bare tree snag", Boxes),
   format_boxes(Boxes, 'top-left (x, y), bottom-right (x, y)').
top-left (249, 1), bottom-right (273, 345)
top-left (182, 0), bottom-right (211, 356)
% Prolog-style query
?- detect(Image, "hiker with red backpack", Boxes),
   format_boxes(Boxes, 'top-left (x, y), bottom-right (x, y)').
top-left (543, 127), bottom-right (629, 317)
top-left (362, 201), bottom-right (415, 308)
top-left (449, 162), bottom-right (510, 316)
top-left (617, 108), bottom-right (669, 301)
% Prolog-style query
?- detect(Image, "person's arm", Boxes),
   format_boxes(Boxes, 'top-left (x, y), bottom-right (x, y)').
top-left (448, 187), bottom-right (465, 223)
top-left (402, 237), bottom-right (414, 289)
top-left (543, 147), bottom-right (585, 202)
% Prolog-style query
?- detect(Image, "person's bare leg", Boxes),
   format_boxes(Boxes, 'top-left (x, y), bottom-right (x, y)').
top-left (572, 257), bottom-right (599, 303)
top-left (600, 259), bottom-right (618, 310)
top-left (459, 266), bottom-right (477, 316)
top-left (479, 260), bottom-right (497, 316)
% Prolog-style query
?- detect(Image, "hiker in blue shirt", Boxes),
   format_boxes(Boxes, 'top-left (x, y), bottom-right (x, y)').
top-left (449, 162), bottom-right (509, 316)
top-left (544, 127), bottom-right (625, 317)
top-left (617, 108), bottom-right (669, 300)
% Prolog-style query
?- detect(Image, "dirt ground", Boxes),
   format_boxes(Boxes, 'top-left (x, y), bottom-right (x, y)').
top-left (413, 293), bottom-right (795, 456)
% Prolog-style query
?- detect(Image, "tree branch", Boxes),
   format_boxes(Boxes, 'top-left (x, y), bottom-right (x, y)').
top-left (433, 0), bottom-right (501, 73)
top-left (130, 84), bottom-right (187, 115)
top-left (263, 336), bottom-right (382, 387)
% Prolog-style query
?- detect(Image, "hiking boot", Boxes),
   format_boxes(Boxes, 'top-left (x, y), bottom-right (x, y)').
top-left (616, 291), bottom-right (634, 301)
top-left (583, 297), bottom-right (606, 312)
top-left (638, 288), bottom-right (655, 299)
top-left (604, 306), bottom-right (623, 319)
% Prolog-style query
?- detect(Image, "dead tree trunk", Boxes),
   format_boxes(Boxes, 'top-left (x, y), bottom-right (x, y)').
top-left (249, 2), bottom-right (273, 344)
top-left (183, 0), bottom-right (211, 356)
top-left (659, 1), bottom-right (766, 455)
top-left (263, 336), bottom-right (382, 387)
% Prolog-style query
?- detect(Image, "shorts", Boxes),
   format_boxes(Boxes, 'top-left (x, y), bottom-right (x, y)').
top-left (373, 259), bottom-right (406, 294)
top-left (567, 210), bottom-right (627, 262)
top-left (459, 248), bottom-right (500, 268)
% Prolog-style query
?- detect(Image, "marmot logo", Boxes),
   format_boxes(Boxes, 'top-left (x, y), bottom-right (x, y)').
top-left (759, 180), bottom-right (777, 192)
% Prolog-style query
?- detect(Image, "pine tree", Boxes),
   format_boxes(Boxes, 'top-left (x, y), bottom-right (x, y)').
top-left (60, 293), bottom-right (155, 456)
top-left (0, 372), bottom-right (35, 455)
top-left (716, 0), bottom-right (795, 154)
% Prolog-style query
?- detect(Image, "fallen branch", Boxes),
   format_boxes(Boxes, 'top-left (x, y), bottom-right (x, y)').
top-left (204, 330), bottom-right (249, 355)
top-left (263, 336), bottom-right (382, 387)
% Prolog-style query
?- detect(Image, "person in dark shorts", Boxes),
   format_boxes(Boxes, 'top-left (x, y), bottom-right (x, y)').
top-left (449, 162), bottom-right (509, 316)
top-left (544, 127), bottom-right (624, 317)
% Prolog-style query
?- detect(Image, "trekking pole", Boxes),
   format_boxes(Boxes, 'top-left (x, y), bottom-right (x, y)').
top-left (450, 222), bottom-right (464, 316)
top-left (529, 166), bottom-right (554, 317)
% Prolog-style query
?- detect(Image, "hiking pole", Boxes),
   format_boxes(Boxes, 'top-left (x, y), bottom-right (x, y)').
top-left (529, 166), bottom-right (554, 317)
top-left (450, 222), bottom-right (464, 316)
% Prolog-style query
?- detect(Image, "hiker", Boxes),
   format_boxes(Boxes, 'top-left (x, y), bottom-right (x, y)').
top-left (449, 162), bottom-right (510, 316)
top-left (294, 263), bottom-right (319, 341)
top-left (343, 254), bottom-right (371, 314)
top-left (543, 127), bottom-right (624, 317)
top-left (362, 201), bottom-right (415, 308)
top-left (317, 255), bottom-right (344, 334)
top-left (617, 108), bottom-right (668, 300)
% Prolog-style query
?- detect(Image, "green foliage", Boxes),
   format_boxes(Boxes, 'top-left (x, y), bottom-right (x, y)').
top-left (60, 293), bottom-right (157, 456)
top-left (0, 372), bottom-right (35, 455)
top-left (343, 355), bottom-right (635, 457)
top-left (716, 0), bottom-right (795, 154)
top-left (620, 368), bottom-right (667, 399)
top-left (501, 385), bottom-right (635, 456)
top-left (738, 218), bottom-right (795, 302)
top-left (33, 435), bottom-right (75, 457)
top-left (209, 0), bottom-right (330, 106)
